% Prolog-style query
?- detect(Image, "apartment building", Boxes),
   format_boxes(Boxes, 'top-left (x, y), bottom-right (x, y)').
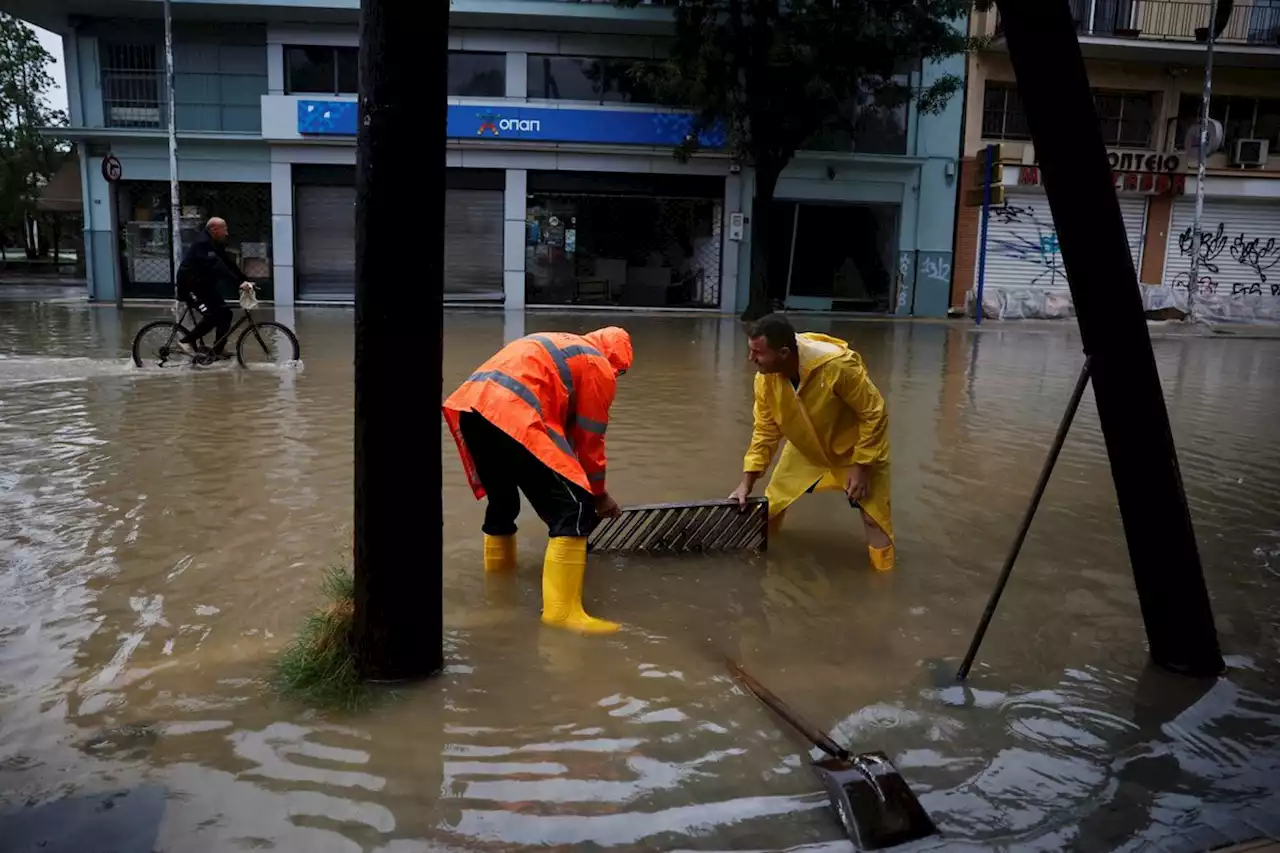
top-left (955, 0), bottom-right (1280, 322)
top-left (3, 0), bottom-right (966, 316)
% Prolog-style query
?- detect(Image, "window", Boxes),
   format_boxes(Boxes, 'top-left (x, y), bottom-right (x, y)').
top-left (1175, 94), bottom-right (1280, 150)
top-left (981, 82), bottom-right (1031, 141)
top-left (286, 45), bottom-right (359, 95)
top-left (1094, 90), bottom-right (1153, 148)
top-left (527, 55), bottom-right (660, 104)
top-left (448, 52), bottom-right (506, 97)
top-left (102, 43), bottom-right (161, 128)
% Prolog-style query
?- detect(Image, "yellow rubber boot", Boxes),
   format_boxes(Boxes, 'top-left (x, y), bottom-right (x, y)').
top-left (540, 537), bottom-right (619, 635)
top-left (483, 534), bottom-right (516, 572)
top-left (869, 543), bottom-right (895, 572)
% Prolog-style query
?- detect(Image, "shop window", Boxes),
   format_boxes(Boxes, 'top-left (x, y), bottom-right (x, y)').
top-left (981, 82), bottom-right (1031, 141)
top-left (102, 43), bottom-right (162, 128)
top-left (286, 45), bottom-right (358, 95)
top-left (525, 193), bottom-right (721, 308)
top-left (1175, 94), bottom-right (1280, 150)
top-left (1094, 90), bottom-right (1153, 148)
top-left (448, 52), bottom-right (506, 97)
top-left (117, 181), bottom-right (273, 299)
top-left (526, 55), bottom-right (661, 104)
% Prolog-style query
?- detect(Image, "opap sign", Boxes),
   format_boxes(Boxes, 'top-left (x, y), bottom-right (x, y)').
top-left (476, 112), bottom-right (542, 136)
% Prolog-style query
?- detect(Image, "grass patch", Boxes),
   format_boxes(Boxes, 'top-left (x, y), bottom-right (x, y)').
top-left (275, 562), bottom-right (370, 712)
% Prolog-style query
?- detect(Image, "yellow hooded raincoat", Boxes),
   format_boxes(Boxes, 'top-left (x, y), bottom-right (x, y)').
top-left (743, 332), bottom-right (893, 543)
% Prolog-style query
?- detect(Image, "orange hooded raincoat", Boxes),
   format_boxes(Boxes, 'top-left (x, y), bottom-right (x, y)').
top-left (442, 327), bottom-right (634, 498)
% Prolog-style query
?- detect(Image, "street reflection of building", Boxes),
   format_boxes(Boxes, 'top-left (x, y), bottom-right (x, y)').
top-left (15, 0), bottom-right (964, 317)
top-left (956, 1), bottom-right (1280, 323)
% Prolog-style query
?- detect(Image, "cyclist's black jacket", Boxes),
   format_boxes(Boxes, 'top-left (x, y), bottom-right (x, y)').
top-left (177, 230), bottom-right (247, 305)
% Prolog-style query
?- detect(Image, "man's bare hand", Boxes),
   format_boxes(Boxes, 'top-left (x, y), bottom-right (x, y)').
top-left (729, 471), bottom-right (761, 511)
top-left (844, 465), bottom-right (870, 503)
top-left (595, 493), bottom-right (621, 519)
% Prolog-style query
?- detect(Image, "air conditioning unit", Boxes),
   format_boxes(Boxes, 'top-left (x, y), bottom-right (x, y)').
top-left (1231, 138), bottom-right (1270, 167)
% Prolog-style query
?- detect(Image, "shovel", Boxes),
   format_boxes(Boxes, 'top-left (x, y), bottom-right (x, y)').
top-left (726, 658), bottom-right (938, 850)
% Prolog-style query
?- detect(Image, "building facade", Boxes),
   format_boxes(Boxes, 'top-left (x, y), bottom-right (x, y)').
top-left (5, 0), bottom-right (966, 316)
top-left (955, 0), bottom-right (1280, 322)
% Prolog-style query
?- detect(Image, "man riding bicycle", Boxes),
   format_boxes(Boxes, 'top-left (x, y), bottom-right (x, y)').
top-left (177, 217), bottom-right (253, 359)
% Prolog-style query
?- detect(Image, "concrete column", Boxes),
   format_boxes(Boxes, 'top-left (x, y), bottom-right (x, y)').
top-left (270, 161), bottom-right (295, 306)
top-left (503, 168), bottom-right (527, 310)
top-left (505, 53), bottom-right (527, 99)
top-left (82, 142), bottom-right (120, 303)
top-left (720, 174), bottom-right (742, 315)
top-left (266, 43), bottom-right (285, 95)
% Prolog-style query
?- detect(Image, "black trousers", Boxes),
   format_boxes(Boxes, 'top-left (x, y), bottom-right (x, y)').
top-left (184, 295), bottom-right (232, 353)
top-left (458, 411), bottom-right (599, 539)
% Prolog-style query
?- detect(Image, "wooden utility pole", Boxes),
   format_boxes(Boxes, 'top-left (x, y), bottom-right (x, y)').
top-left (352, 0), bottom-right (446, 680)
top-left (995, 0), bottom-right (1222, 676)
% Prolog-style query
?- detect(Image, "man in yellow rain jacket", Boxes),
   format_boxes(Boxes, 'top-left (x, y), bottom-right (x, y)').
top-left (729, 314), bottom-right (894, 570)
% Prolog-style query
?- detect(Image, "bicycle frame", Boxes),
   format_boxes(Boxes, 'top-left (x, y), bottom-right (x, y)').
top-left (161, 301), bottom-right (269, 359)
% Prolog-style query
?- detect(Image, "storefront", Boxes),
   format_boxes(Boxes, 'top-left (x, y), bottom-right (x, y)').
top-left (1156, 195), bottom-right (1280, 323)
top-left (117, 180), bottom-right (273, 300)
top-left (970, 160), bottom-right (1164, 319)
top-left (524, 171), bottom-right (724, 309)
top-left (292, 166), bottom-right (504, 303)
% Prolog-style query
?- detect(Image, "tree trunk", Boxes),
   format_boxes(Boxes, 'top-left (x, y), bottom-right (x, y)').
top-left (742, 163), bottom-right (782, 321)
top-left (999, 0), bottom-right (1222, 676)
top-left (351, 0), bottom-right (446, 681)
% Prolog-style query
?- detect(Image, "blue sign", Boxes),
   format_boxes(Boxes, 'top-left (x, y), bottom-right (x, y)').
top-left (297, 100), bottom-right (725, 149)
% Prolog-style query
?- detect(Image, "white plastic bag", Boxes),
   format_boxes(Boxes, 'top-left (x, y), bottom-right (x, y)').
top-left (239, 283), bottom-right (259, 310)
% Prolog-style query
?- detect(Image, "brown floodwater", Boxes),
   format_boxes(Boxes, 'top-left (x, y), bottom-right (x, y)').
top-left (1, 291), bottom-right (1279, 852)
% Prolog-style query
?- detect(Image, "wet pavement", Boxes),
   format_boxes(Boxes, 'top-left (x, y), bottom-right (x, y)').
top-left (1, 295), bottom-right (1279, 852)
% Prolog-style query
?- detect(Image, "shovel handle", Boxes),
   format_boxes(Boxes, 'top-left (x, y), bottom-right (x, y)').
top-left (726, 658), bottom-right (851, 762)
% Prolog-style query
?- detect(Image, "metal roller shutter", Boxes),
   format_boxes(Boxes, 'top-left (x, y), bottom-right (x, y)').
top-left (1163, 199), bottom-right (1280, 322)
top-left (978, 191), bottom-right (1147, 292)
top-left (296, 185), bottom-right (356, 302)
top-left (444, 188), bottom-right (504, 301)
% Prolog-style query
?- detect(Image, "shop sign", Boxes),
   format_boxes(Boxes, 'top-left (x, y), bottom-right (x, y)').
top-left (1017, 151), bottom-right (1186, 195)
top-left (296, 100), bottom-right (727, 149)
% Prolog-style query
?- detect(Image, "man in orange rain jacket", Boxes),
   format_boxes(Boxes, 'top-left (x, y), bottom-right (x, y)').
top-left (442, 327), bottom-right (633, 635)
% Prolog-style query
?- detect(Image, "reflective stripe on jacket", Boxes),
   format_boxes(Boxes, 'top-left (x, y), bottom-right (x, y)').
top-left (443, 332), bottom-right (618, 497)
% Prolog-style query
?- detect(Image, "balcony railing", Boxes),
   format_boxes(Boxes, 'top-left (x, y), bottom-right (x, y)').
top-left (994, 0), bottom-right (1280, 46)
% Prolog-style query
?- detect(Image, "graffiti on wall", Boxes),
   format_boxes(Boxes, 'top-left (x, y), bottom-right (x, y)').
top-left (987, 203), bottom-right (1068, 287)
top-left (1173, 223), bottom-right (1280, 297)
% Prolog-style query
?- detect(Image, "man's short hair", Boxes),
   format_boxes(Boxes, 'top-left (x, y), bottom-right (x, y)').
top-left (746, 313), bottom-right (797, 352)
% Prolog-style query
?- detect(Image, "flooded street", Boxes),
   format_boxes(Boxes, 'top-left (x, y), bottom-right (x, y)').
top-left (2, 291), bottom-right (1279, 852)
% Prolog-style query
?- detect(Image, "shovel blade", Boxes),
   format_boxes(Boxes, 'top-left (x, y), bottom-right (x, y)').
top-left (812, 752), bottom-right (938, 850)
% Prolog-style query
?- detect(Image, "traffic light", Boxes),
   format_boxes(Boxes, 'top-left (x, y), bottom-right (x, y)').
top-left (985, 143), bottom-right (1006, 186)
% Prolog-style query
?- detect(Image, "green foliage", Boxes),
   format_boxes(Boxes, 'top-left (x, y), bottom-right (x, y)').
top-left (615, 0), bottom-right (982, 318)
top-left (275, 562), bottom-right (370, 712)
top-left (0, 13), bottom-right (67, 243)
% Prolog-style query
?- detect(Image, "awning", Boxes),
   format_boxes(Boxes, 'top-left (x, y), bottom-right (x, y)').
top-left (36, 155), bottom-right (83, 214)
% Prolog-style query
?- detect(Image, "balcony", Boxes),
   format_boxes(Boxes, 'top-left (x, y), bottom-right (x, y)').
top-left (990, 0), bottom-right (1280, 58)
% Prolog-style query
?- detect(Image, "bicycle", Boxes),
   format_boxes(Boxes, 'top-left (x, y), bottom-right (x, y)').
top-left (131, 284), bottom-right (301, 369)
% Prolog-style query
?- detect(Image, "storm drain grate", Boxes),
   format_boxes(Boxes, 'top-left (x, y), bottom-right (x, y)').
top-left (589, 498), bottom-right (769, 554)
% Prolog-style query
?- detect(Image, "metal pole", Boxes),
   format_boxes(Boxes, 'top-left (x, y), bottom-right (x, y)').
top-left (1187, 0), bottom-right (1219, 324)
top-left (957, 357), bottom-right (1092, 681)
top-left (975, 144), bottom-right (993, 325)
top-left (998, 0), bottom-right (1222, 678)
top-left (352, 0), bottom-right (445, 681)
top-left (163, 0), bottom-right (181, 301)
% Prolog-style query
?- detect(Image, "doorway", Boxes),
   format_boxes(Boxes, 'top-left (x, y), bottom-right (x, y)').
top-left (765, 200), bottom-right (900, 313)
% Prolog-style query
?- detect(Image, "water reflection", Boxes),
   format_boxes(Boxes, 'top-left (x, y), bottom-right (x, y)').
top-left (0, 300), bottom-right (1278, 850)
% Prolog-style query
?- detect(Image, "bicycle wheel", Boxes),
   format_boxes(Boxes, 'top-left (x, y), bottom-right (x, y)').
top-left (132, 321), bottom-right (195, 368)
top-left (236, 320), bottom-right (301, 368)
